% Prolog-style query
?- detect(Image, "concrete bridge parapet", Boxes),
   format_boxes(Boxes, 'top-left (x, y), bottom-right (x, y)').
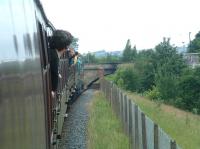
top-left (83, 63), bottom-right (119, 88)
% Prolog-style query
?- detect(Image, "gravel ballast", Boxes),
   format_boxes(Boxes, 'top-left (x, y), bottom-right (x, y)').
top-left (59, 89), bottom-right (95, 149)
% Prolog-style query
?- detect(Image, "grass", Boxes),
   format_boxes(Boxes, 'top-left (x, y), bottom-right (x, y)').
top-left (87, 91), bottom-right (130, 149)
top-left (105, 74), bottom-right (115, 81)
top-left (126, 91), bottom-right (200, 149)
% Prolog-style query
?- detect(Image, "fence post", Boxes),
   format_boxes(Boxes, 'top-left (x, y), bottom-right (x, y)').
top-left (124, 95), bottom-right (128, 134)
top-left (128, 99), bottom-right (133, 148)
top-left (100, 80), bottom-right (102, 91)
top-left (106, 81), bottom-right (108, 97)
top-left (170, 140), bottom-right (176, 149)
top-left (113, 85), bottom-right (116, 114)
top-left (134, 105), bottom-right (139, 149)
top-left (113, 84), bottom-right (115, 111)
top-left (154, 123), bottom-right (159, 149)
top-left (126, 97), bottom-right (129, 136)
top-left (116, 88), bottom-right (120, 117)
top-left (110, 84), bottom-right (113, 107)
top-left (120, 91), bottom-right (123, 123)
top-left (105, 81), bottom-right (107, 98)
top-left (123, 94), bottom-right (126, 132)
top-left (141, 112), bottom-right (147, 149)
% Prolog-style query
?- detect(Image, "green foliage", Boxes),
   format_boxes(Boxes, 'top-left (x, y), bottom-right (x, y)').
top-left (154, 38), bottom-right (186, 74)
top-left (178, 67), bottom-right (200, 114)
top-left (105, 74), bottom-right (115, 81)
top-left (71, 37), bottom-right (79, 51)
top-left (122, 39), bottom-right (137, 62)
top-left (134, 49), bottom-right (156, 92)
top-left (82, 53), bottom-right (121, 64)
top-left (113, 64), bottom-right (140, 92)
top-left (82, 53), bottom-right (97, 63)
top-left (155, 70), bottom-right (178, 101)
top-left (154, 38), bottom-right (186, 101)
top-left (97, 54), bottom-right (121, 63)
top-left (145, 86), bottom-right (161, 100)
top-left (188, 31), bottom-right (200, 53)
top-left (110, 33), bottom-right (200, 114)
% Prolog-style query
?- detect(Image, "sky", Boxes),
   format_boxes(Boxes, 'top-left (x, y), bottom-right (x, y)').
top-left (40, 0), bottom-right (200, 54)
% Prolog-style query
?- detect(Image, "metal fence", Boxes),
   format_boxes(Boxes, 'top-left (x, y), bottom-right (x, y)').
top-left (100, 79), bottom-right (182, 149)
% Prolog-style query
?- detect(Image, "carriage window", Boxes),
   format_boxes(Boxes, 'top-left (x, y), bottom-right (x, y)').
top-left (38, 22), bottom-right (48, 68)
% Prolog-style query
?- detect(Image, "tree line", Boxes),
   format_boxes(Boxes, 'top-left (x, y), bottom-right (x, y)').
top-left (112, 31), bottom-right (200, 114)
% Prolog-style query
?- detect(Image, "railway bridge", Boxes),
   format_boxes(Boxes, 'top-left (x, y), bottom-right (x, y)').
top-left (83, 63), bottom-right (119, 88)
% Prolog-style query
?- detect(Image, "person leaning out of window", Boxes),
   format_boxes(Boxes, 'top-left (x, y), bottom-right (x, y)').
top-left (48, 29), bottom-right (73, 98)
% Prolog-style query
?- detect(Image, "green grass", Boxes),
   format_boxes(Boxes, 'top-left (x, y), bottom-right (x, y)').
top-left (105, 74), bottom-right (115, 81)
top-left (126, 91), bottom-right (200, 149)
top-left (87, 91), bottom-right (130, 149)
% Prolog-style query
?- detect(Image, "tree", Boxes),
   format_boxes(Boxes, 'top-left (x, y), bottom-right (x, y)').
top-left (134, 49), bottom-right (156, 92)
top-left (188, 31), bottom-right (200, 53)
top-left (82, 53), bottom-right (97, 63)
top-left (154, 38), bottom-right (186, 101)
top-left (70, 38), bottom-right (79, 51)
top-left (178, 68), bottom-right (200, 113)
top-left (154, 38), bottom-right (186, 75)
top-left (113, 64), bottom-right (140, 91)
top-left (122, 39), bottom-right (137, 62)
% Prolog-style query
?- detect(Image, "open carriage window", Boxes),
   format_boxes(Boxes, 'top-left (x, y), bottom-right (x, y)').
top-left (37, 22), bottom-right (48, 68)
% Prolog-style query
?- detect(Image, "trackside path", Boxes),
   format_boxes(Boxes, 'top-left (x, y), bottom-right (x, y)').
top-left (59, 89), bottom-right (95, 149)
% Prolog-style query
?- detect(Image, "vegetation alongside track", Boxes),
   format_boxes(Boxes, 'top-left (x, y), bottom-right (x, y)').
top-left (106, 75), bottom-right (200, 149)
top-left (126, 92), bottom-right (200, 149)
top-left (87, 91), bottom-right (130, 149)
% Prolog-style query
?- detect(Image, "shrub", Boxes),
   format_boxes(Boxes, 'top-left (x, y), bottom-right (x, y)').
top-left (145, 86), bottom-right (161, 100)
top-left (113, 64), bottom-right (141, 92)
top-left (178, 74), bottom-right (200, 114)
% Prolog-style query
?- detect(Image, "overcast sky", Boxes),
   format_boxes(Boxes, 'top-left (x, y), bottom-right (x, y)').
top-left (41, 0), bottom-right (200, 54)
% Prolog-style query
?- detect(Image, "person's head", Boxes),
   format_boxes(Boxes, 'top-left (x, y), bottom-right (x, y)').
top-left (69, 47), bottom-right (75, 56)
top-left (49, 29), bottom-right (73, 52)
top-left (75, 51), bottom-right (79, 56)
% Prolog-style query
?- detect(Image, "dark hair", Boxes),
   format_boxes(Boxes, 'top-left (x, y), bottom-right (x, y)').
top-left (49, 30), bottom-right (73, 51)
top-left (75, 51), bottom-right (79, 55)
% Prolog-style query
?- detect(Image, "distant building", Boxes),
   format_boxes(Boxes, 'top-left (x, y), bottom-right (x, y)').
top-left (109, 51), bottom-right (123, 57)
top-left (183, 53), bottom-right (200, 68)
top-left (91, 50), bottom-right (122, 58)
top-left (177, 45), bottom-right (187, 54)
top-left (93, 50), bottom-right (107, 57)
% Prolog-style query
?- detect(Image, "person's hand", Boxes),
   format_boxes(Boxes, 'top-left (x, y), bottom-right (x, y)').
top-left (59, 73), bottom-right (62, 79)
top-left (51, 91), bottom-right (55, 98)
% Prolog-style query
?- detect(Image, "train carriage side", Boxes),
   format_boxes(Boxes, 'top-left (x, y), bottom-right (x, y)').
top-left (0, 0), bottom-right (51, 149)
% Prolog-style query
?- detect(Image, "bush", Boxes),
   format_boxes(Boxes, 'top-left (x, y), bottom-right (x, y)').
top-left (113, 64), bottom-right (141, 92)
top-left (178, 74), bottom-right (200, 114)
top-left (145, 86), bottom-right (161, 100)
top-left (155, 66), bottom-right (178, 101)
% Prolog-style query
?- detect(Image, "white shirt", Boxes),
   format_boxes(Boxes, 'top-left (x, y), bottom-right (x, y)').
top-left (56, 50), bottom-right (62, 59)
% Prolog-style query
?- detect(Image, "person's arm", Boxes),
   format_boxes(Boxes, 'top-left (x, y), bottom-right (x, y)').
top-left (50, 50), bottom-right (59, 92)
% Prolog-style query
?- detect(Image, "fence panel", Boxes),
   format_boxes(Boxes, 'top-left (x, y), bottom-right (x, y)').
top-left (126, 96), bottom-right (129, 135)
top-left (128, 99), bottom-right (133, 145)
top-left (158, 127), bottom-right (171, 149)
top-left (119, 90), bottom-right (123, 122)
top-left (145, 116), bottom-right (154, 149)
top-left (122, 93), bottom-right (126, 131)
top-left (138, 108), bottom-right (143, 149)
top-left (131, 102), bottom-right (136, 149)
top-left (116, 88), bottom-right (120, 118)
